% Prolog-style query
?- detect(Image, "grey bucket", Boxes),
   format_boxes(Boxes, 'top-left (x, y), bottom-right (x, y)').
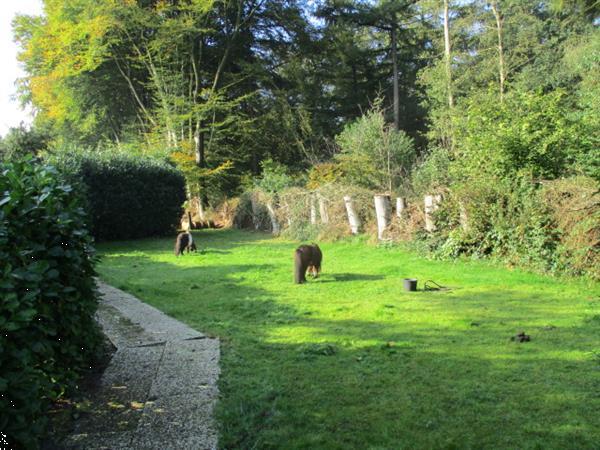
top-left (403, 278), bottom-right (418, 292)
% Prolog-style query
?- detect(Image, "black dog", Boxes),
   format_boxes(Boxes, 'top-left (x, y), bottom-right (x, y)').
top-left (174, 232), bottom-right (197, 256)
top-left (294, 244), bottom-right (322, 284)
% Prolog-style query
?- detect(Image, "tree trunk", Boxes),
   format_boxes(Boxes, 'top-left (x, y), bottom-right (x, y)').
top-left (344, 195), bottom-right (361, 234)
top-left (391, 24), bottom-right (400, 131)
top-left (318, 195), bottom-right (329, 224)
top-left (424, 194), bottom-right (442, 232)
top-left (490, 2), bottom-right (505, 102)
top-left (250, 193), bottom-right (261, 230)
top-left (194, 125), bottom-right (205, 167)
top-left (193, 125), bottom-right (209, 221)
top-left (374, 195), bottom-right (391, 240)
top-left (396, 197), bottom-right (407, 218)
top-left (310, 195), bottom-right (317, 225)
top-left (443, 0), bottom-right (454, 109)
top-left (196, 196), bottom-right (206, 222)
top-left (459, 202), bottom-right (469, 231)
top-left (265, 202), bottom-right (280, 235)
top-left (186, 211), bottom-right (193, 231)
top-left (283, 201), bottom-right (292, 227)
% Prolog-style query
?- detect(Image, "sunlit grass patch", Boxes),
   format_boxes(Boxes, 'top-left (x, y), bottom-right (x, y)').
top-left (98, 229), bottom-right (600, 449)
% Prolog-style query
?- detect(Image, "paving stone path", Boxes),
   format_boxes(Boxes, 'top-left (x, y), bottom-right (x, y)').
top-left (65, 281), bottom-right (220, 450)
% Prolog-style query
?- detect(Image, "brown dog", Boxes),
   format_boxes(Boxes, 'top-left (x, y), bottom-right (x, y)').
top-left (174, 232), bottom-right (197, 256)
top-left (294, 244), bottom-right (322, 284)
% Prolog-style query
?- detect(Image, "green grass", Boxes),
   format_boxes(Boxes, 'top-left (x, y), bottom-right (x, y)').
top-left (97, 229), bottom-right (600, 449)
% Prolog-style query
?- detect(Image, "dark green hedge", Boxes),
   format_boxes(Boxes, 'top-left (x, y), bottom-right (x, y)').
top-left (49, 151), bottom-right (186, 241)
top-left (0, 157), bottom-right (102, 449)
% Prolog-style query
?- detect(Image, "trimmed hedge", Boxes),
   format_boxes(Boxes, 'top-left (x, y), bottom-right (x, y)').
top-left (0, 157), bottom-right (102, 449)
top-left (49, 151), bottom-right (186, 241)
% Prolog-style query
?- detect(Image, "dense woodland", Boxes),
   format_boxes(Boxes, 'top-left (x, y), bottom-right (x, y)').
top-left (2, 0), bottom-right (599, 276)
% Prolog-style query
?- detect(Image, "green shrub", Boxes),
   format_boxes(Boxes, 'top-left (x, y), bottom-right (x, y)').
top-left (421, 174), bottom-right (599, 277)
top-left (49, 151), bottom-right (186, 241)
top-left (0, 157), bottom-right (102, 449)
top-left (335, 99), bottom-right (416, 193)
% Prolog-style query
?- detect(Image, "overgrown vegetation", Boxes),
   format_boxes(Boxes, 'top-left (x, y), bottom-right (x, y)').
top-left (0, 157), bottom-right (102, 449)
top-left (97, 229), bottom-right (600, 449)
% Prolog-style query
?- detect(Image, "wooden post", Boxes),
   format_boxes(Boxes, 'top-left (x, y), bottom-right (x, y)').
top-left (396, 197), bottom-right (407, 218)
top-left (424, 194), bottom-right (442, 232)
top-left (310, 195), bottom-right (317, 225)
top-left (265, 202), bottom-right (280, 235)
top-left (343, 195), bottom-right (361, 234)
top-left (374, 194), bottom-right (391, 240)
top-left (318, 195), bottom-right (329, 224)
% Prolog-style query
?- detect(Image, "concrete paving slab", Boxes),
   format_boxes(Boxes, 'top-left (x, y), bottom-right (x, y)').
top-left (131, 390), bottom-right (219, 450)
top-left (95, 303), bottom-right (166, 348)
top-left (98, 281), bottom-right (204, 343)
top-left (149, 339), bottom-right (220, 398)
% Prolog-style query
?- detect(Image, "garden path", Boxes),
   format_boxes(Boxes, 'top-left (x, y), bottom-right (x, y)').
top-left (64, 281), bottom-right (220, 450)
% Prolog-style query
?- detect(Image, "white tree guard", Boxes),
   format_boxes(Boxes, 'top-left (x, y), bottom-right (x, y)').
top-left (396, 197), bottom-right (407, 218)
top-left (374, 194), bottom-right (391, 240)
top-left (424, 194), bottom-right (442, 232)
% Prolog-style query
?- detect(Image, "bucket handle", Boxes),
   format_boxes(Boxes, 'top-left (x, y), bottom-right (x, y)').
top-left (423, 280), bottom-right (446, 291)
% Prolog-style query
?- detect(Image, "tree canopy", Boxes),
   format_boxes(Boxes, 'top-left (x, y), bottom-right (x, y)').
top-left (12, 0), bottom-right (599, 196)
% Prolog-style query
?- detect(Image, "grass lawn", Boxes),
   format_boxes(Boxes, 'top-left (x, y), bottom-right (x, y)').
top-left (97, 229), bottom-right (600, 449)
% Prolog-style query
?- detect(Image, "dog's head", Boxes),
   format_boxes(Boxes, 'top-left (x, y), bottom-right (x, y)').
top-left (189, 241), bottom-right (197, 252)
top-left (307, 264), bottom-right (320, 278)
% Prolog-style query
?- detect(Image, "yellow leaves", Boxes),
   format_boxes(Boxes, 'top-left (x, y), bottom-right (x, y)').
top-left (171, 151), bottom-right (196, 167)
top-left (170, 142), bottom-right (233, 184)
top-left (107, 401), bottom-right (125, 409)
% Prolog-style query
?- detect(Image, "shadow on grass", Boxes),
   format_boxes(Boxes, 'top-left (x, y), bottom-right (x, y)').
top-left (95, 245), bottom-right (600, 450)
top-left (316, 273), bottom-right (385, 283)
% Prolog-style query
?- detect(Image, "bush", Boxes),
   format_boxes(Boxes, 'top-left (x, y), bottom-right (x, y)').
top-left (420, 174), bottom-right (599, 279)
top-left (335, 100), bottom-right (416, 193)
top-left (0, 157), bottom-right (102, 449)
top-left (541, 176), bottom-right (599, 278)
top-left (49, 151), bottom-right (186, 241)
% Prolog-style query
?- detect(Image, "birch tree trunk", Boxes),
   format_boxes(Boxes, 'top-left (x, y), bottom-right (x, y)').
top-left (344, 196), bottom-right (361, 234)
top-left (374, 195), bottom-right (391, 240)
top-left (490, 1), bottom-right (506, 102)
top-left (424, 194), bottom-right (442, 232)
top-left (443, 0), bottom-right (454, 109)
